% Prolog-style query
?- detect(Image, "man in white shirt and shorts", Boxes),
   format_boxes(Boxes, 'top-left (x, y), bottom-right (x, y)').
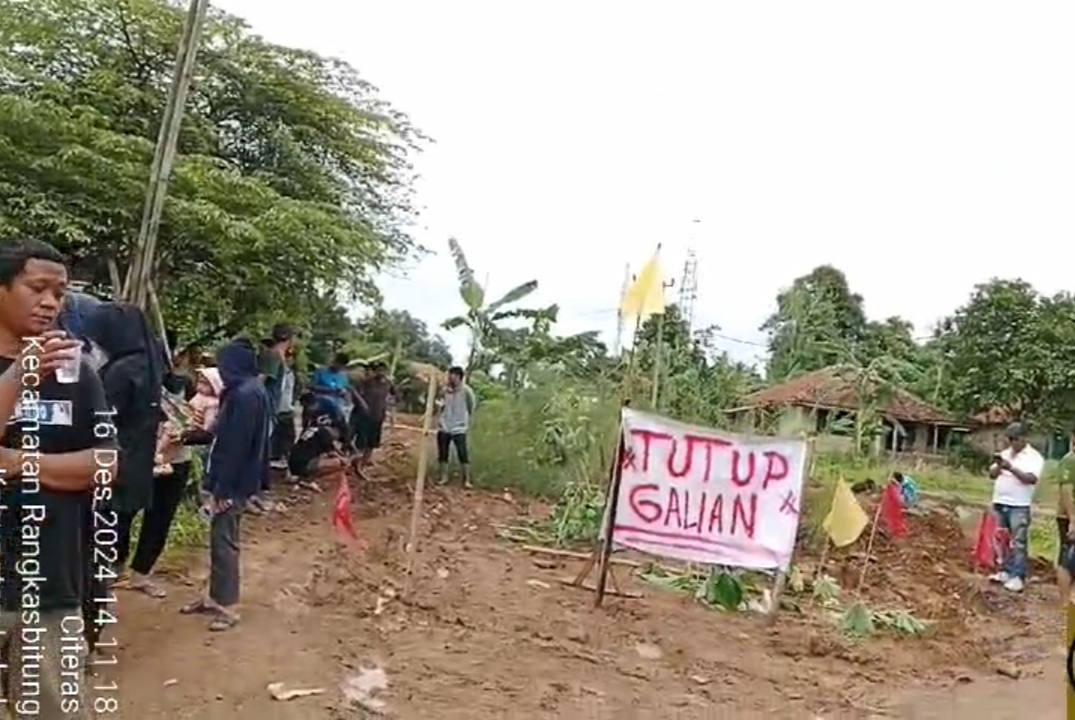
top-left (988, 422), bottom-right (1044, 593)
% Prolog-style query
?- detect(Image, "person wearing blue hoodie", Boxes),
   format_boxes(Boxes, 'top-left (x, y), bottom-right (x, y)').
top-left (180, 338), bottom-right (269, 631)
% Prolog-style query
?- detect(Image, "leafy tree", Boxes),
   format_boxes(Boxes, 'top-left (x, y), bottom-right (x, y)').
top-left (936, 279), bottom-right (1075, 429)
top-left (352, 308), bottom-right (453, 369)
top-left (442, 237), bottom-right (552, 372)
top-left (633, 305), bottom-right (761, 425)
top-left (761, 265), bottom-right (868, 381)
top-left (0, 0), bottom-right (423, 337)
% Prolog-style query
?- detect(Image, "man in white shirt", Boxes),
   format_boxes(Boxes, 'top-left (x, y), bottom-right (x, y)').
top-left (988, 422), bottom-right (1044, 593)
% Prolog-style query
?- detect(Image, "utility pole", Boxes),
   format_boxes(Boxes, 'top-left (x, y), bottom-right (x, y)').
top-left (614, 263), bottom-right (630, 355)
top-left (123, 0), bottom-right (211, 309)
top-left (650, 278), bottom-right (675, 409)
top-left (677, 250), bottom-right (698, 335)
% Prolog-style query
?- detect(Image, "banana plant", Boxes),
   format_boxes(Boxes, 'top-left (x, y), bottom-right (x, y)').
top-left (442, 237), bottom-right (545, 373)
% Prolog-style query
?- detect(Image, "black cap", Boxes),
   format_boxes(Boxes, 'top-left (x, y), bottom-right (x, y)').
top-left (1005, 422), bottom-right (1028, 439)
top-left (270, 323), bottom-right (295, 343)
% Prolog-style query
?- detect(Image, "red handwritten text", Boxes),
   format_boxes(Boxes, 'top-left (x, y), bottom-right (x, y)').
top-left (627, 428), bottom-right (789, 490)
top-left (627, 484), bottom-right (757, 539)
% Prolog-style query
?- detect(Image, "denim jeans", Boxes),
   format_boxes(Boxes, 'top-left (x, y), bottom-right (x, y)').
top-left (993, 503), bottom-right (1031, 580)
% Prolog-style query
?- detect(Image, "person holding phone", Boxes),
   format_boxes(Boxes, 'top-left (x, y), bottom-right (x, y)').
top-left (988, 422), bottom-right (1044, 593)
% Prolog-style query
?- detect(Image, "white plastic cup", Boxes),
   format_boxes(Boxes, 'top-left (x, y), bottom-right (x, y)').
top-left (55, 344), bottom-right (82, 385)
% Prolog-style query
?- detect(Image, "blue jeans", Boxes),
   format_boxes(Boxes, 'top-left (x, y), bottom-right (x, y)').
top-left (993, 503), bottom-right (1030, 580)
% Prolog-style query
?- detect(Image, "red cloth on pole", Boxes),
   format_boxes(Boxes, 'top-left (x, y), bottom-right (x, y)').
top-left (880, 482), bottom-right (907, 539)
top-left (332, 475), bottom-right (359, 543)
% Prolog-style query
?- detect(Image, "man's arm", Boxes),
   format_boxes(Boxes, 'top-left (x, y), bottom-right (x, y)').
top-left (1007, 452), bottom-right (1044, 486)
top-left (0, 366), bottom-right (20, 428)
top-left (38, 450), bottom-right (108, 492)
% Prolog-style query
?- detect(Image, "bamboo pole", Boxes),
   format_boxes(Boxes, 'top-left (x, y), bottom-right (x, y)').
top-left (123, 0), bottom-right (210, 308)
top-left (147, 281), bottom-right (172, 366)
top-left (404, 375), bottom-right (438, 584)
top-left (855, 495), bottom-right (886, 594)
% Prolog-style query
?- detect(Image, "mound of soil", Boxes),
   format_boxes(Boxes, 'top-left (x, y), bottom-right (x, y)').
top-left (793, 494), bottom-right (1056, 675)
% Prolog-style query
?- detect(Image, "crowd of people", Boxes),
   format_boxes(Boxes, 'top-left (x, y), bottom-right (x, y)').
top-left (0, 237), bottom-right (477, 717)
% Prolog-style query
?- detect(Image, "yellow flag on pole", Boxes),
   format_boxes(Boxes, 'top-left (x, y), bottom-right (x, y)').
top-left (822, 479), bottom-right (869, 548)
top-left (620, 251), bottom-right (665, 321)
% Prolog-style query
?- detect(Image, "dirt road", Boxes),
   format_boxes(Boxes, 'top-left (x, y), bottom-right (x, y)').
top-left (107, 435), bottom-right (1067, 718)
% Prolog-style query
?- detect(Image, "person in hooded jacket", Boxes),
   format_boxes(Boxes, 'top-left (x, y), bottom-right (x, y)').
top-left (82, 302), bottom-right (166, 578)
top-left (180, 338), bottom-right (269, 631)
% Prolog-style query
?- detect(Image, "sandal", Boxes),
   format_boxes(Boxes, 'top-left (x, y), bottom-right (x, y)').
top-left (129, 577), bottom-right (167, 599)
top-left (208, 612), bottom-right (240, 632)
top-left (180, 598), bottom-right (217, 616)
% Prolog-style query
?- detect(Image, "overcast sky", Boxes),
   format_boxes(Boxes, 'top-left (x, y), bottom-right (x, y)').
top-left (214, 0), bottom-right (1075, 366)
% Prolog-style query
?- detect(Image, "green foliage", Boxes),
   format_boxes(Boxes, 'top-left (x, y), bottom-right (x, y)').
top-left (839, 602), bottom-right (930, 638)
top-left (468, 369), bottom-right (619, 499)
top-left (443, 238), bottom-right (550, 374)
top-left (0, 0), bottom-right (423, 338)
top-left (633, 304), bottom-right (761, 423)
top-left (762, 265), bottom-right (868, 381)
top-left (936, 279), bottom-right (1075, 430)
top-left (702, 570), bottom-right (744, 610)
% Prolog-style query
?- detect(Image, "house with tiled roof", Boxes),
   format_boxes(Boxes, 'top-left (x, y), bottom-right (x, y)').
top-left (726, 365), bottom-right (964, 455)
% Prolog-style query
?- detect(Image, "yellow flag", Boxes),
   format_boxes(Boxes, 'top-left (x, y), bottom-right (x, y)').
top-left (822, 479), bottom-right (869, 548)
top-left (620, 251), bottom-right (665, 321)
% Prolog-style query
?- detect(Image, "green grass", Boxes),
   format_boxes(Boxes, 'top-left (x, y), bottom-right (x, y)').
top-left (459, 381), bottom-right (1068, 563)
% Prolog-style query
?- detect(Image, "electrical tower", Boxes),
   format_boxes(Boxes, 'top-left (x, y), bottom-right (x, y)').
top-left (678, 249), bottom-right (699, 334)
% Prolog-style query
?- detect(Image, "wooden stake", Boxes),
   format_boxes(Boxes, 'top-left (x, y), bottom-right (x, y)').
top-left (855, 496), bottom-right (886, 594)
top-left (594, 428), bottom-right (626, 607)
top-left (814, 540), bottom-right (832, 581)
top-left (404, 375), bottom-right (438, 583)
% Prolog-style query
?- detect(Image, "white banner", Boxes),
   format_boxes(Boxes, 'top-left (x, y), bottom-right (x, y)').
top-left (610, 409), bottom-right (807, 571)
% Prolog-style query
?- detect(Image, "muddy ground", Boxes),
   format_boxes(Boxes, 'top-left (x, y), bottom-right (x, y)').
top-left (105, 421), bottom-right (1064, 718)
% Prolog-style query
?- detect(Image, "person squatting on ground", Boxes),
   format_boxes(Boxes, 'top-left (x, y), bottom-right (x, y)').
top-left (288, 404), bottom-right (350, 491)
top-left (181, 339), bottom-right (269, 632)
top-left (1055, 429), bottom-right (1075, 610)
top-left (988, 421), bottom-right (1044, 593)
top-left (83, 302), bottom-right (166, 583)
top-left (352, 360), bottom-right (396, 474)
top-left (0, 238), bottom-right (116, 718)
top-left (437, 366), bottom-right (477, 487)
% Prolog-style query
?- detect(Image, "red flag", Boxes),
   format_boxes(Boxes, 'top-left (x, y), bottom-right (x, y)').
top-left (880, 482), bottom-right (907, 539)
top-left (972, 511), bottom-right (1000, 570)
top-left (332, 475), bottom-right (359, 544)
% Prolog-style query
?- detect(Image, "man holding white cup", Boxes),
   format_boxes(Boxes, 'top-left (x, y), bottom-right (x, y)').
top-left (0, 238), bottom-right (117, 719)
